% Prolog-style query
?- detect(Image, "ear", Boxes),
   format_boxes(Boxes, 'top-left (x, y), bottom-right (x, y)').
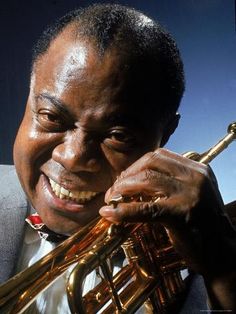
top-left (160, 113), bottom-right (180, 147)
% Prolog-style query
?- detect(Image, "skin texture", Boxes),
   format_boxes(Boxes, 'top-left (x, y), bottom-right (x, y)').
top-left (13, 25), bottom-right (236, 311)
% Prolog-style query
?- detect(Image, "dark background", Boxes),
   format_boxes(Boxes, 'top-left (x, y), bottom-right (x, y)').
top-left (0, 0), bottom-right (236, 202)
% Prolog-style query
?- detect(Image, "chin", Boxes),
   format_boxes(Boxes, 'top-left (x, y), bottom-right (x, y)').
top-left (46, 220), bottom-right (81, 235)
top-left (40, 209), bottom-right (97, 236)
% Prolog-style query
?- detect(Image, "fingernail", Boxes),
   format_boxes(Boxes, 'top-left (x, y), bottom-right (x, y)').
top-left (99, 206), bottom-right (116, 217)
top-left (105, 194), bottom-right (120, 205)
top-left (108, 194), bottom-right (124, 206)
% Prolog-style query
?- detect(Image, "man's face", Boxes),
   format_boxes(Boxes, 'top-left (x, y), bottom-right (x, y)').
top-left (14, 28), bottom-right (164, 234)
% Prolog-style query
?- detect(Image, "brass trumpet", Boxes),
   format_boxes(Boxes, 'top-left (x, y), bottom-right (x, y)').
top-left (0, 122), bottom-right (235, 314)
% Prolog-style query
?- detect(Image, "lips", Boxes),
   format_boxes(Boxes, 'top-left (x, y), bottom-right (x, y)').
top-left (48, 177), bottom-right (100, 204)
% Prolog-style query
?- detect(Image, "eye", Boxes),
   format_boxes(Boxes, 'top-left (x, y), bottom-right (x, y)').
top-left (104, 128), bottom-right (136, 152)
top-left (35, 109), bottom-right (66, 131)
top-left (109, 129), bottom-right (133, 143)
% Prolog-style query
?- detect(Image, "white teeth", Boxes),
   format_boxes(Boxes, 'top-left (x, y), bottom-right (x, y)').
top-left (61, 186), bottom-right (70, 196)
top-left (48, 178), bottom-right (98, 203)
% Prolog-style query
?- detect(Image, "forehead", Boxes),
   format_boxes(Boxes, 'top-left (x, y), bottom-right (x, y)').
top-left (31, 27), bottom-right (160, 130)
top-left (33, 30), bottom-right (119, 93)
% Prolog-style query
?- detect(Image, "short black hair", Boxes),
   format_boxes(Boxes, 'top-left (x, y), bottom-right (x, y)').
top-left (32, 3), bottom-right (185, 123)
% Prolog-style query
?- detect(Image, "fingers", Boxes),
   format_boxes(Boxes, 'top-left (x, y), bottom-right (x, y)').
top-left (99, 195), bottom-right (186, 226)
top-left (99, 198), bottom-right (170, 223)
top-left (105, 148), bottom-right (209, 202)
top-left (102, 147), bottom-right (215, 227)
top-left (105, 169), bottom-right (180, 204)
top-left (118, 148), bottom-right (207, 179)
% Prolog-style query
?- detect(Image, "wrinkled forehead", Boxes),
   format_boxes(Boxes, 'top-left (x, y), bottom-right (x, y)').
top-left (30, 26), bottom-right (162, 131)
top-left (31, 29), bottom-right (130, 96)
top-left (32, 33), bottom-right (93, 87)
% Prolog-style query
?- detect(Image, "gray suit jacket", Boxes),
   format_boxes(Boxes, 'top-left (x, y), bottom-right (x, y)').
top-left (0, 165), bottom-right (208, 313)
top-left (0, 165), bottom-right (30, 283)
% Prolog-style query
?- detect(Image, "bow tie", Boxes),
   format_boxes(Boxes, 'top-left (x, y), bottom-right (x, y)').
top-left (25, 213), bottom-right (68, 243)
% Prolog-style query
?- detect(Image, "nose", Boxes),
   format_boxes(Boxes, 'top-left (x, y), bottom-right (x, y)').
top-left (52, 130), bottom-right (101, 173)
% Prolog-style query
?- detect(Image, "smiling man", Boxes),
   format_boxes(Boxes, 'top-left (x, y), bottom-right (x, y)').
top-left (13, 6), bottom-right (183, 237)
top-left (0, 3), bottom-right (236, 314)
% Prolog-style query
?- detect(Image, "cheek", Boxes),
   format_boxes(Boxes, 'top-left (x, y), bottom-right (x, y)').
top-left (14, 123), bottom-right (42, 169)
top-left (15, 121), bottom-right (61, 164)
top-left (101, 144), bottom-right (144, 179)
top-left (14, 127), bottom-right (38, 193)
top-left (14, 120), bottom-right (31, 169)
top-left (13, 119), bottom-right (62, 188)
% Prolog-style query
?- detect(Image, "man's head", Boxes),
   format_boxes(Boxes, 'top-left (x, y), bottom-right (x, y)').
top-left (13, 4), bottom-right (184, 234)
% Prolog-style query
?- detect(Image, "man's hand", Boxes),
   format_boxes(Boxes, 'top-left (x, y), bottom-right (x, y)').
top-left (99, 148), bottom-right (236, 310)
top-left (100, 148), bottom-right (230, 269)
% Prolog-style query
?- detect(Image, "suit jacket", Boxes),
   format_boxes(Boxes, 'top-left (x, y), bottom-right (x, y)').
top-left (0, 165), bottom-right (30, 283)
top-left (0, 165), bottom-right (208, 313)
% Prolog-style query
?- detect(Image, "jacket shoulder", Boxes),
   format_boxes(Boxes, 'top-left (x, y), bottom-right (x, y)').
top-left (0, 165), bottom-right (29, 283)
top-left (0, 165), bottom-right (27, 209)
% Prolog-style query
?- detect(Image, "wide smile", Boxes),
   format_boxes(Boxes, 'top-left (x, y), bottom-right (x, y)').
top-left (48, 177), bottom-right (100, 204)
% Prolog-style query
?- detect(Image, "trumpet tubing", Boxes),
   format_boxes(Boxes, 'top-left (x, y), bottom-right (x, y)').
top-left (0, 122), bottom-right (235, 313)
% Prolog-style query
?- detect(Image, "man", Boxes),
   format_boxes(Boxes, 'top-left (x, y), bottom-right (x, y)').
top-left (0, 3), bottom-right (235, 313)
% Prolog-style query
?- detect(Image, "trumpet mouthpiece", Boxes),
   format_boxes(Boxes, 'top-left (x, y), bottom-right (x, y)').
top-left (228, 122), bottom-right (236, 138)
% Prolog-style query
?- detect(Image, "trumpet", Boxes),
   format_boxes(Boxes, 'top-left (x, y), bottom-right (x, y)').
top-left (0, 122), bottom-right (236, 314)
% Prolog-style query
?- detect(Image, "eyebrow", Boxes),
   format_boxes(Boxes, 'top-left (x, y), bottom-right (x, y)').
top-left (35, 93), bottom-right (148, 132)
top-left (35, 93), bottom-right (71, 117)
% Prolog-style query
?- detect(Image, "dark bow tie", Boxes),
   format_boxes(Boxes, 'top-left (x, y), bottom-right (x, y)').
top-left (25, 213), bottom-right (68, 243)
